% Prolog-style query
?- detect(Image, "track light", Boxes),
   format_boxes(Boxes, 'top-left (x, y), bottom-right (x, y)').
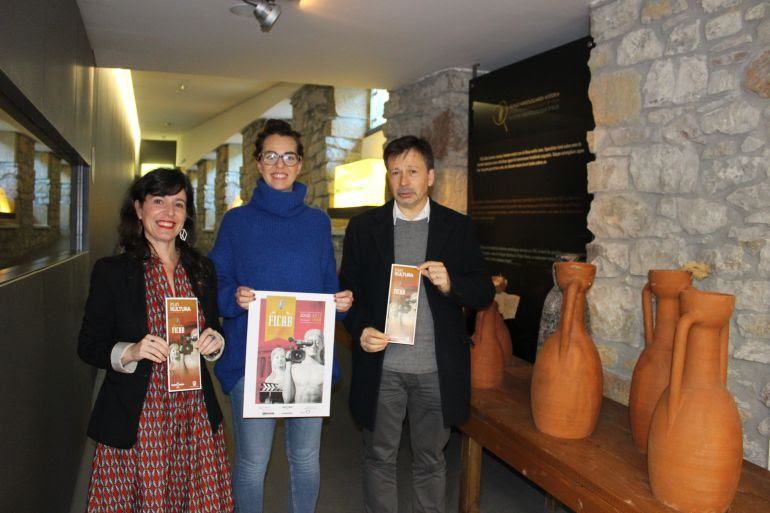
top-left (253, 0), bottom-right (281, 32)
top-left (230, 0), bottom-right (282, 32)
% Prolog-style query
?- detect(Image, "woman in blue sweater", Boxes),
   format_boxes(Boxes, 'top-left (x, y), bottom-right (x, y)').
top-left (210, 119), bottom-right (353, 513)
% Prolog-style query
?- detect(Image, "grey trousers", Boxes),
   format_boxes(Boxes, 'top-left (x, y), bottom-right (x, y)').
top-left (363, 370), bottom-right (451, 513)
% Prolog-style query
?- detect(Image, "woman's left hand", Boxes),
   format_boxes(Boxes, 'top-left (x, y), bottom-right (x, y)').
top-left (334, 290), bottom-right (354, 313)
top-left (196, 327), bottom-right (224, 357)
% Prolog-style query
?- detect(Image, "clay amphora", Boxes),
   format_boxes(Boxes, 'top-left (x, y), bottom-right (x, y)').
top-left (495, 309), bottom-right (513, 368)
top-left (470, 304), bottom-right (505, 389)
top-left (648, 289), bottom-right (742, 513)
top-left (530, 262), bottom-right (602, 439)
top-left (491, 274), bottom-right (513, 367)
top-left (629, 269), bottom-right (692, 453)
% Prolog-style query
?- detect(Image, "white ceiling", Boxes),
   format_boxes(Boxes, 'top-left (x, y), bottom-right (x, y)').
top-left (77, 0), bottom-right (591, 141)
top-left (132, 71), bottom-right (278, 139)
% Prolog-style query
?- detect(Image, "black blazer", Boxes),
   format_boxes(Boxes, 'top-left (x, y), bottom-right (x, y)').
top-left (78, 253), bottom-right (223, 449)
top-left (340, 199), bottom-right (494, 430)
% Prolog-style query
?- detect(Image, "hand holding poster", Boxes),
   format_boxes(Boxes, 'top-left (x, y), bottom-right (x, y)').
top-left (384, 264), bottom-right (421, 345)
top-left (243, 291), bottom-right (336, 418)
top-left (166, 297), bottom-right (202, 392)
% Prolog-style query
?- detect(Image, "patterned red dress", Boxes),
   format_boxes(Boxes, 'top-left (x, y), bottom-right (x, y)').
top-left (87, 258), bottom-right (233, 513)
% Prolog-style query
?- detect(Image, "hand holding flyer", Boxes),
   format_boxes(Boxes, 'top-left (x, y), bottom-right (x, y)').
top-left (384, 264), bottom-right (421, 345)
top-left (166, 297), bottom-right (202, 392)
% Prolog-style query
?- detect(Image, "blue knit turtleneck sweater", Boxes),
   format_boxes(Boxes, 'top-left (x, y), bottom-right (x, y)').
top-left (209, 179), bottom-right (339, 394)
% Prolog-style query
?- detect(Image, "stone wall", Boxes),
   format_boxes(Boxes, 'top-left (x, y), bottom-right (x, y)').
top-left (383, 68), bottom-right (473, 213)
top-left (587, 0), bottom-right (769, 465)
top-left (241, 118), bottom-right (269, 204)
top-left (0, 133), bottom-right (61, 267)
top-left (193, 158), bottom-right (218, 253)
top-left (291, 85), bottom-right (368, 210)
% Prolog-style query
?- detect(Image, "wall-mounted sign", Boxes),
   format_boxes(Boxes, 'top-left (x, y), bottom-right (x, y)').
top-left (468, 37), bottom-right (595, 362)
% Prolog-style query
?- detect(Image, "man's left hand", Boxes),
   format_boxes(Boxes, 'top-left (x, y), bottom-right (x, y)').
top-left (419, 261), bottom-right (451, 294)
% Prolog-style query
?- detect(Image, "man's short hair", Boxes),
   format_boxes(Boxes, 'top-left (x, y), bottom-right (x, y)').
top-left (383, 135), bottom-right (434, 171)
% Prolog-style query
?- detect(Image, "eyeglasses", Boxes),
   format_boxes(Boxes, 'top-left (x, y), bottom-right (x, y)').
top-left (260, 151), bottom-right (301, 167)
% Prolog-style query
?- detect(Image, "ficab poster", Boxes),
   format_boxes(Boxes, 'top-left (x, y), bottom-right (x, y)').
top-left (243, 291), bottom-right (336, 418)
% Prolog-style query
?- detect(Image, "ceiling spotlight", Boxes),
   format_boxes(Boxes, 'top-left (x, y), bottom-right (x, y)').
top-left (253, 0), bottom-right (281, 32)
top-left (230, 0), bottom-right (281, 32)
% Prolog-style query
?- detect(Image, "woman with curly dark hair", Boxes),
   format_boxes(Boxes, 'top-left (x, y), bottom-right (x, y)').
top-left (78, 168), bottom-right (233, 512)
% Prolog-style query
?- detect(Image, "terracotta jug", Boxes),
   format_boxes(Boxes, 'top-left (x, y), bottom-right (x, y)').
top-left (470, 305), bottom-right (504, 389)
top-left (492, 274), bottom-right (513, 367)
top-left (629, 269), bottom-right (692, 453)
top-left (530, 262), bottom-right (602, 439)
top-left (495, 309), bottom-right (513, 368)
top-left (648, 289), bottom-right (742, 513)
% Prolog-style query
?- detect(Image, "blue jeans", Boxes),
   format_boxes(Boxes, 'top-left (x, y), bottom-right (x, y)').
top-left (230, 378), bottom-right (322, 513)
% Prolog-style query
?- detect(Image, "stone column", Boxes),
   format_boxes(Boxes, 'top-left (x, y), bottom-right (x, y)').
top-left (587, 0), bottom-right (770, 466)
top-left (291, 85), bottom-right (368, 209)
top-left (241, 118), bottom-right (269, 204)
top-left (195, 158), bottom-right (218, 253)
top-left (33, 151), bottom-right (50, 226)
top-left (59, 161), bottom-right (71, 233)
top-left (223, 143), bottom-right (242, 209)
top-left (383, 68), bottom-right (473, 213)
top-left (0, 131), bottom-right (18, 216)
top-left (215, 145), bottom-right (229, 225)
top-left (47, 154), bottom-right (61, 231)
top-left (15, 133), bottom-right (34, 231)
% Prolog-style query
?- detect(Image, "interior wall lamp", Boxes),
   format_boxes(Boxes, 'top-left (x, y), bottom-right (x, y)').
top-left (230, 0), bottom-right (282, 32)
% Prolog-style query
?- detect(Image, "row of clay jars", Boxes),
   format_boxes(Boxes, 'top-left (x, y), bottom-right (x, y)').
top-left (473, 265), bottom-right (741, 513)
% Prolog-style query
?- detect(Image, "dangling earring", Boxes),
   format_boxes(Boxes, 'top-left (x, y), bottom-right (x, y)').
top-left (179, 228), bottom-right (188, 242)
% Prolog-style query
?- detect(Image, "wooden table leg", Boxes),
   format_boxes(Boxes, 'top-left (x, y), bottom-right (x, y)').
top-left (544, 493), bottom-right (559, 512)
top-left (459, 433), bottom-right (482, 513)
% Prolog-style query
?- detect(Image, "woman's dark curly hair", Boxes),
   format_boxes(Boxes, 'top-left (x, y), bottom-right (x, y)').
top-left (253, 119), bottom-right (304, 161)
top-left (117, 168), bottom-right (209, 289)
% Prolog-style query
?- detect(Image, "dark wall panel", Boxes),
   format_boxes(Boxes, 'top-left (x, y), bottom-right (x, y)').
top-left (468, 38), bottom-right (595, 362)
top-left (0, 1), bottom-right (137, 512)
top-left (0, 255), bottom-right (92, 512)
top-left (0, 0), bottom-right (95, 160)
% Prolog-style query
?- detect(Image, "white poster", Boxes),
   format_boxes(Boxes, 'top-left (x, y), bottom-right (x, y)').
top-left (243, 291), bottom-right (336, 418)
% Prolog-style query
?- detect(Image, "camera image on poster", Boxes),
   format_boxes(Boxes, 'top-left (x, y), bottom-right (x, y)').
top-left (243, 291), bottom-right (336, 418)
top-left (165, 297), bottom-right (202, 392)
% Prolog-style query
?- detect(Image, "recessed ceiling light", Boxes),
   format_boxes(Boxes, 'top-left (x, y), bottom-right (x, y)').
top-left (177, 83), bottom-right (189, 92)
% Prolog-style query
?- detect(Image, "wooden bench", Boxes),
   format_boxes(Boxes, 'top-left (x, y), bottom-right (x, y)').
top-left (458, 358), bottom-right (770, 513)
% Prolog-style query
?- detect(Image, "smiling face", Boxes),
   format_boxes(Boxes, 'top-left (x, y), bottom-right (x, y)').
top-left (386, 149), bottom-right (435, 219)
top-left (134, 189), bottom-right (187, 252)
top-left (258, 134), bottom-right (303, 192)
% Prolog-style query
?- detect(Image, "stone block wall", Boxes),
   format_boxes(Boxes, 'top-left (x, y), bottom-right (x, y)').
top-left (383, 68), bottom-right (473, 213)
top-left (0, 132), bottom-right (61, 267)
top-left (587, 0), bottom-right (769, 465)
top-left (192, 158), bottom-right (218, 253)
top-left (241, 118), bottom-right (269, 204)
top-left (224, 143), bottom-right (242, 210)
top-left (291, 85), bottom-right (368, 210)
